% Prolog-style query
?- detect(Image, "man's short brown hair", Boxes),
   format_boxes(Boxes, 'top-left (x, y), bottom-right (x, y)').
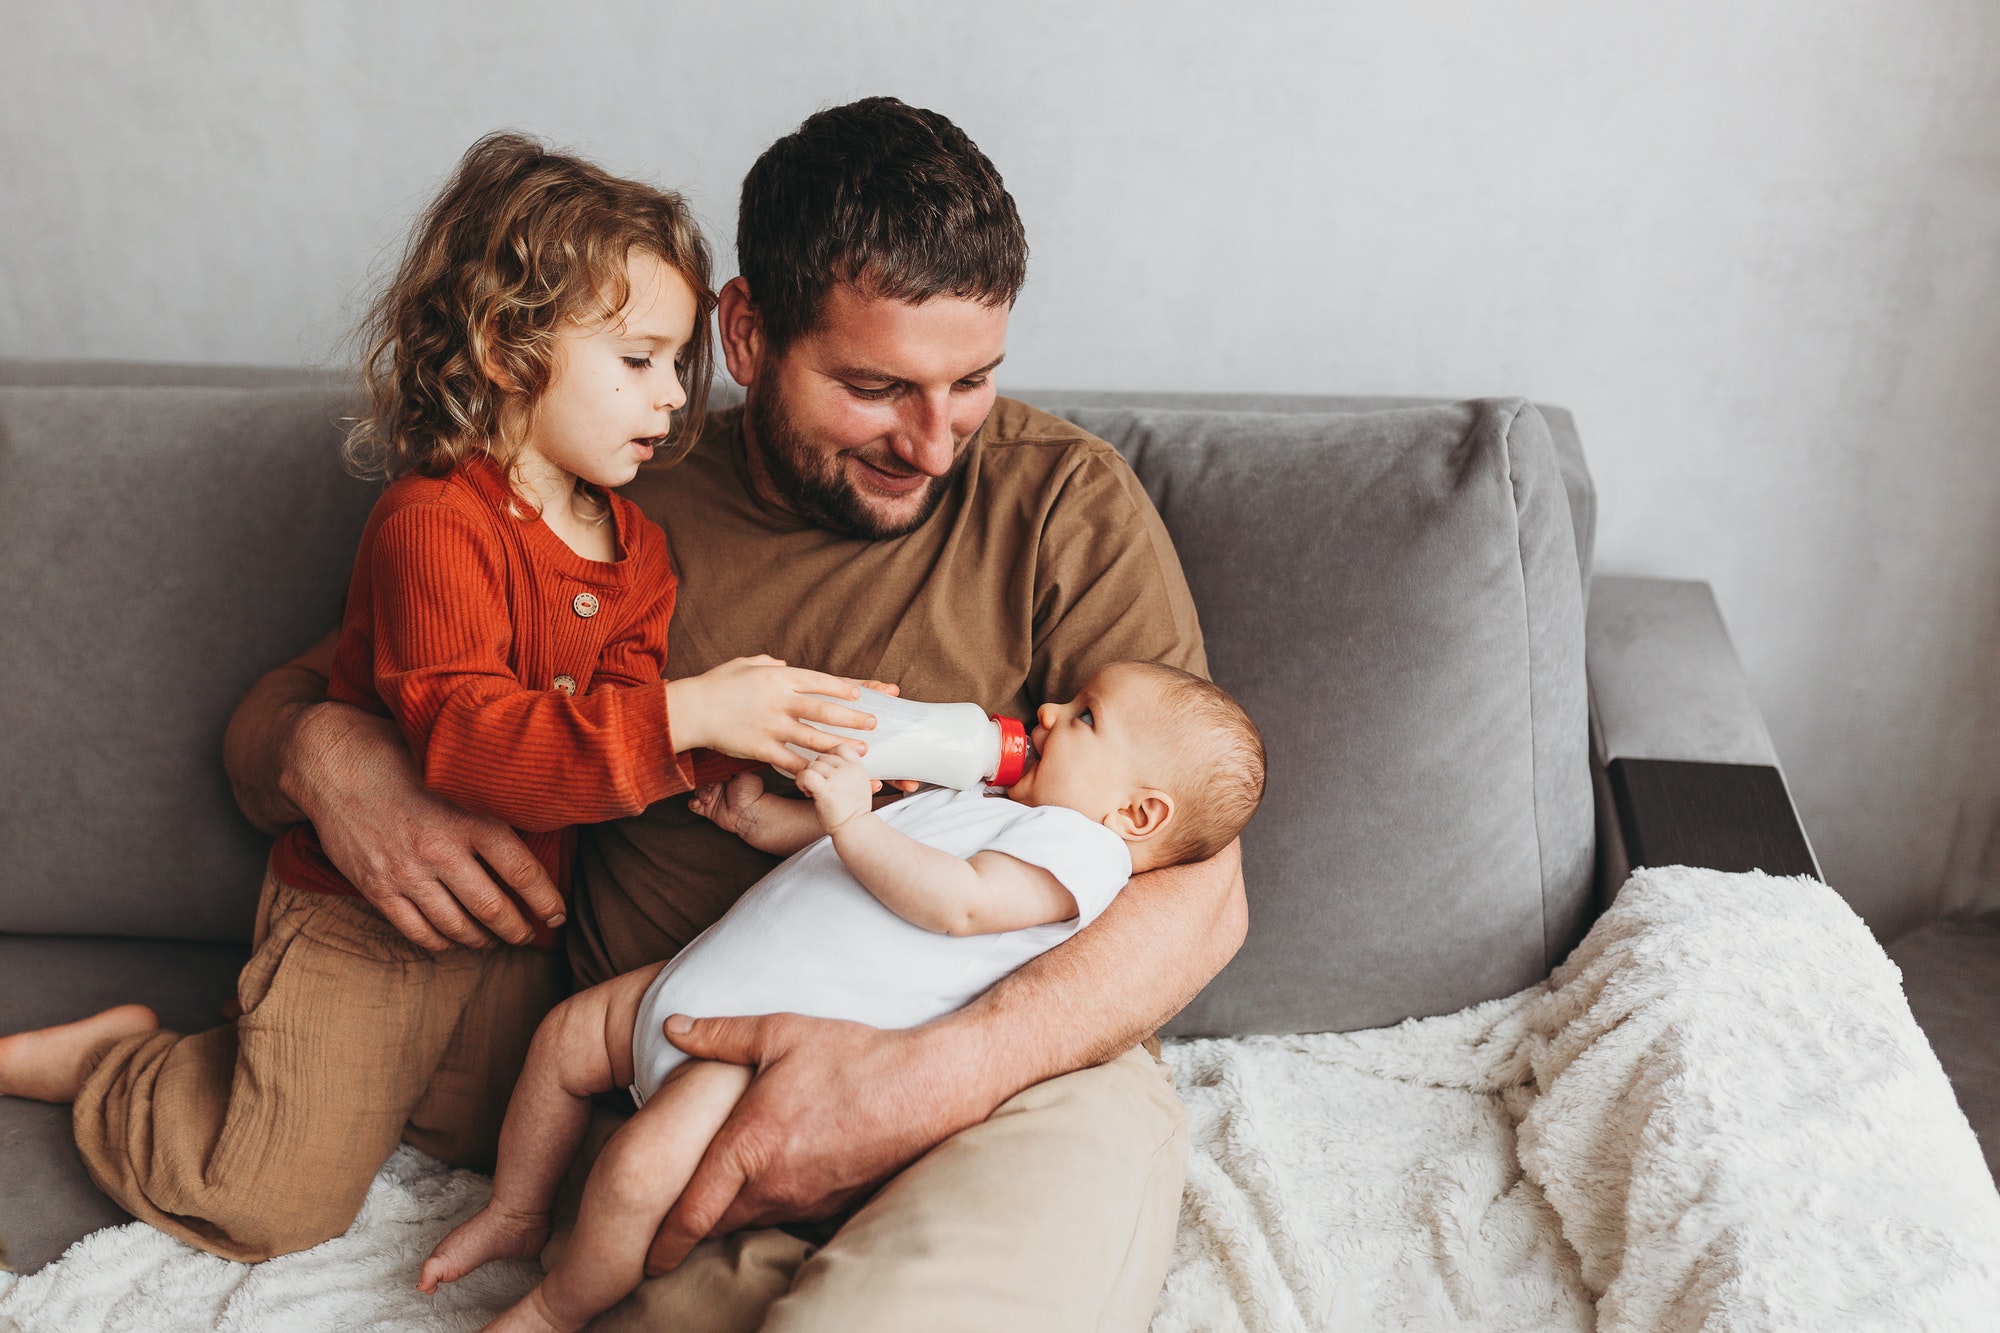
top-left (736, 97), bottom-right (1028, 352)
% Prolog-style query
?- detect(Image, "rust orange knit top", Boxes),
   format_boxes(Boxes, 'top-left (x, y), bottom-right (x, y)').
top-left (271, 454), bottom-right (739, 936)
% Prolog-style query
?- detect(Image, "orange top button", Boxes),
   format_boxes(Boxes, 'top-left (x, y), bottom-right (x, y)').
top-left (572, 592), bottom-right (600, 618)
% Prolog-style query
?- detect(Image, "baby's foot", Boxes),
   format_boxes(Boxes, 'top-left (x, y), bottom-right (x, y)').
top-left (419, 1202), bottom-right (551, 1293)
top-left (0, 1004), bottom-right (158, 1102)
top-left (479, 1285), bottom-right (574, 1333)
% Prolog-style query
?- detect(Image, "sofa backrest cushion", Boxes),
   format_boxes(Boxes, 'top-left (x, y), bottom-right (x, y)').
top-left (1026, 396), bottom-right (1595, 1035)
top-left (0, 381), bottom-right (374, 940)
top-left (1017, 387), bottom-right (1596, 602)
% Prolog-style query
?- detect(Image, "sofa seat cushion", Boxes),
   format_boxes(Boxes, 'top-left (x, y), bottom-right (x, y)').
top-left (0, 934), bottom-right (249, 1274)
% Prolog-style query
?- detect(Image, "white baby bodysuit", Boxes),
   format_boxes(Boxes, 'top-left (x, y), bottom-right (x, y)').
top-left (628, 786), bottom-right (1132, 1103)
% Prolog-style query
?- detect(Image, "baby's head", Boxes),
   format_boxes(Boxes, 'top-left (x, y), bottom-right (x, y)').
top-left (1007, 662), bottom-right (1267, 872)
top-left (344, 132), bottom-right (717, 486)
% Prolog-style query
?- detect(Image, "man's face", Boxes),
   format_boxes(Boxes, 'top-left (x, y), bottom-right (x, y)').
top-left (741, 282), bottom-right (1009, 540)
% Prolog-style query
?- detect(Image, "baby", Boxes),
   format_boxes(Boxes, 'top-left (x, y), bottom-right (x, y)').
top-left (420, 659), bottom-right (1267, 1333)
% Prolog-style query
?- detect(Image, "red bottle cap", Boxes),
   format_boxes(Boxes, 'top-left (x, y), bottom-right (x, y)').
top-left (989, 715), bottom-right (1029, 787)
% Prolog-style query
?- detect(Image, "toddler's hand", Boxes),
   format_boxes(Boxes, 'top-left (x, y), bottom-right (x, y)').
top-left (689, 772), bottom-right (767, 840)
top-left (796, 745), bottom-right (875, 833)
top-left (667, 655), bottom-right (877, 773)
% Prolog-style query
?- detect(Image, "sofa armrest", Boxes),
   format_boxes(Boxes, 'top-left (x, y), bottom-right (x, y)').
top-left (1587, 577), bottom-right (1822, 902)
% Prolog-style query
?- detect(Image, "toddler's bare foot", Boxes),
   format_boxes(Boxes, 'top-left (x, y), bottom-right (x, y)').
top-left (419, 1202), bottom-right (551, 1293)
top-left (0, 1004), bottom-right (158, 1103)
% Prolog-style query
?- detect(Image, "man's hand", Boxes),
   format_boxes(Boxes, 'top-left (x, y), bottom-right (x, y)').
top-left (641, 1012), bottom-right (993, 1275)
top-left (287, 702), bottom-right (562, 951)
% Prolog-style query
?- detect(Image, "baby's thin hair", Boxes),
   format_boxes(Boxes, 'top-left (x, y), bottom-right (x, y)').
top-left (343, 132), bottom-right (716, 484)
top-left (1131, 663), bottom-right (1268, 867)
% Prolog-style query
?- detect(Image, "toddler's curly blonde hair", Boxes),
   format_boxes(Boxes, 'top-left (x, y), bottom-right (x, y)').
top-left (343, 132), bottom-right (715, 482)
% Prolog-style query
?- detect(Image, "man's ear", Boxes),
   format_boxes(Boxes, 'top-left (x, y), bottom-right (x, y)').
top-left (1106, 789), bottom-right (1174, 845)
top-left (716, 276), bottom-right (767, 389)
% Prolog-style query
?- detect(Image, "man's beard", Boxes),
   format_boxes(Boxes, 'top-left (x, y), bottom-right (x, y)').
top-left (747, 384), bottom-right (964, 540)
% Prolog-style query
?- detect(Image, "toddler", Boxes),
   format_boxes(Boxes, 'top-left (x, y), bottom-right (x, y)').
top-left (0, 133), bottom-right (876, 1260)
top-left (420, 659), bottom-right (1267, 1333)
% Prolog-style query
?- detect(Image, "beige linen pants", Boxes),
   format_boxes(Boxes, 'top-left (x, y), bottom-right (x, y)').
top-left (72, 871), bottom-right (564, 1262)
top-left (551, 1044), bottom-right (1189, 1333)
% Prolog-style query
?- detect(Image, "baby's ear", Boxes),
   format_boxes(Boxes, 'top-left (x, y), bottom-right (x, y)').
top-left (1107, 789), bottom-right (1174, 844)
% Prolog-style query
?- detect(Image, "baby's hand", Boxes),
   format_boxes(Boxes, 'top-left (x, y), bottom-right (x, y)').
top-left (689, 772), bottom-right (767, 840)
top-left (795, 745), bottom-right (875, 833)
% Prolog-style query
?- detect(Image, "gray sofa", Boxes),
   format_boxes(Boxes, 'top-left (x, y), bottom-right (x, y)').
top-left (0, 361), bottom-right (1822, 1275)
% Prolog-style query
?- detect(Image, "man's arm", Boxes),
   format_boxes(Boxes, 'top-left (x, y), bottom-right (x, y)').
top-left (222, 630), bottom-right (339, 835)
top-left (645, 836), bottom-right (1244, 1271)
top-left (221, 633), bottom-right (563, 951)
top-left (950, 838), bottom-right (1246, 1068)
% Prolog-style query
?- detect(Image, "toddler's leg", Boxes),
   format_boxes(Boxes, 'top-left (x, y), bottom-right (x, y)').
top-left (67, 875), bottom-right (507, 1262)
top-left (500, 1059), bottom-right (753, 1333)
top-left (420, 961), bottom-right (665, 1292)
top-left (0, 1005), bottom-right (159, 1102)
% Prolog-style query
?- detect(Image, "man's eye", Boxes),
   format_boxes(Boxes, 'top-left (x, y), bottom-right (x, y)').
top-left (955, 376), bottom-right (989, 391)
top-left (847, 383), bottom-right (896, 400)
top-left (623, 356), bottom-right (653, 370)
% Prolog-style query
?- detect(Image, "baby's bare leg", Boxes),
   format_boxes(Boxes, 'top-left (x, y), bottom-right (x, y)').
top-left (419, 962), bottom-right (664, 1294)
top-left (501, 1059), bottom-right (753, 1333)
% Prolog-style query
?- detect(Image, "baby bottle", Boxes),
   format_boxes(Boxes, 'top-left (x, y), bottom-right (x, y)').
top-left (793, 688), bottom-right (1029, 789)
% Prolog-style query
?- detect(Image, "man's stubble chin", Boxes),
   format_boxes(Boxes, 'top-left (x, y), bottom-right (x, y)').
top-left (747, 384), bottom-right (963, 541)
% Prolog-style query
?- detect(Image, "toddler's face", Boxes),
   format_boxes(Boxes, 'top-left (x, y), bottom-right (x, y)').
top-left (522, 248), bottom-right (698, 489)
top-left (1006, 663), bottom-right (1166, 822)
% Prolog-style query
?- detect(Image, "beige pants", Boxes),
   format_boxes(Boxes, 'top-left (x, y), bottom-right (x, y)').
top-left (72, 871), bottom-right (564, 1262)
top-left (553, 1044), bottom-right (1189, 1333)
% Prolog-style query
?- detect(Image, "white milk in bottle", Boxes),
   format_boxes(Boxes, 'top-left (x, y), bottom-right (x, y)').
top-left (792, 688), bottom-right (1028, 789)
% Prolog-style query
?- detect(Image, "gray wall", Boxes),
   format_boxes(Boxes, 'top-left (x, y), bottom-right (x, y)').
top-left (4, 0), bottom-right (1997, 938)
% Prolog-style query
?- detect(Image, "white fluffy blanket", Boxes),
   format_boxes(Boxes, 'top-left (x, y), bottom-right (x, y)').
top-left (6, 867), bottom-right (1998, 1332)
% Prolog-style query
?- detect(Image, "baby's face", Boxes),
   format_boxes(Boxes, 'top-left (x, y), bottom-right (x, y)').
top-left (1005, 663), bottom-right (1166, 823)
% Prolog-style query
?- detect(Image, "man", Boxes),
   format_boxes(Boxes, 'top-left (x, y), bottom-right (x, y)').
top-left (226, 97), bottom-right (1245, 1330)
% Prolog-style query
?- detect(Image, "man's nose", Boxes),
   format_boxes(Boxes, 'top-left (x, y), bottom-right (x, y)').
top-left (891, 391), bottom-right (958, 477)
